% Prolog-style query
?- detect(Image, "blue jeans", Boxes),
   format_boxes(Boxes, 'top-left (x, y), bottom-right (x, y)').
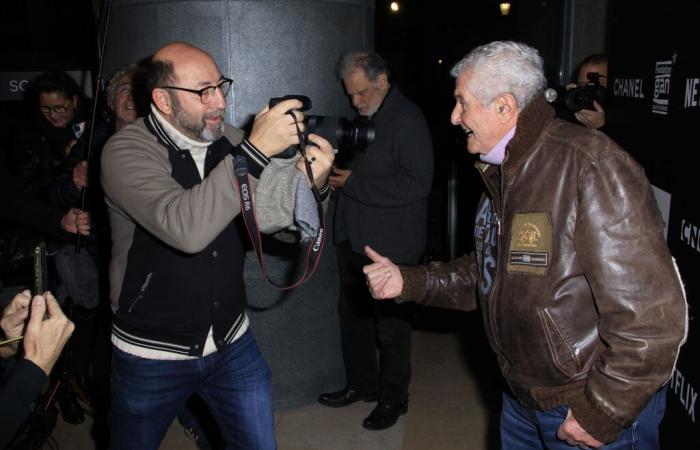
top-left (110, 330), bottom-right (275, 450)
top-left (501, 386), bottom-right (667, 450)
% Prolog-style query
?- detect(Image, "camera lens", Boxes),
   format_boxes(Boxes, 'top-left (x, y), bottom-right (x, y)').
top-left (305, 115), bottom-right (375, 153)
top-left (562, 84), bottom-right (606, 113)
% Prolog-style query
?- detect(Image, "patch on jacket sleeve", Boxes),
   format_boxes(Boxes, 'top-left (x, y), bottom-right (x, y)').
top-left (507, 212), bottom-right (552, 276)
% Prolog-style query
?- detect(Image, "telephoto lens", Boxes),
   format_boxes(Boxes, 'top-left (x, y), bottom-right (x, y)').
top-left (267, 95), bottom-right (375, 159)
top-left (305, 115), bottom-right (375, 153)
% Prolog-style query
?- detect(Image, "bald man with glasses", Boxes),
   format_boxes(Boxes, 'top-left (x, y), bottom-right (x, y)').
top-left (101, 42), bottom-right (335, 449)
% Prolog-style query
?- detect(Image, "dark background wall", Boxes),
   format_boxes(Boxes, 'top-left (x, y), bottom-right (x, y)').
top-left (604, 1), bottom-right (699, 446)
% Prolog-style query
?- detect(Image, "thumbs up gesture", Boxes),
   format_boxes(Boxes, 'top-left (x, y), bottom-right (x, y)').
top-left (362, 245), bottom-right (403, 300)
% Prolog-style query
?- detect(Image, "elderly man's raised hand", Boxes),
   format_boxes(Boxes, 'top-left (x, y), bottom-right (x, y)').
top-left (363, 246), bottom-right (404, 300)
top-left (22, 292), bottom-right (74, 375)
top-left (249, 99), bottom-right (306, 157)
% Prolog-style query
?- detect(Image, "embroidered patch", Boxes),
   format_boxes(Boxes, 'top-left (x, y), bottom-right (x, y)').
top-left (507, 213), bottom-right (552, 276)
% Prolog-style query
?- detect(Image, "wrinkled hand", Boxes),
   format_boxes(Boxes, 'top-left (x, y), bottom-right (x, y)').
top-left (296, 133), bottom-right (335, 188)
top-left (61, 208), bottom-right (91, 235)
top-left (329, 166), bottom-right (351, 190)
top-left (249, 99), bottom-right (305, 157)
top-left (22, 292), bottom-right (74, 375)
top-left (574, 101), bottom-right (606, 129)
top-left (73, 160), bottom-right (89, 189)
top-left (362, 245), bottom-right (404, 300)
top-left (557, 409), bottom-right (604, 449)
top-left (0, 290), bottom-right (31, 358)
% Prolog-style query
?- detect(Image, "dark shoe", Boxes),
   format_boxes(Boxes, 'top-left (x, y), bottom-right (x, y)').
top-left (58, 385), bottom-right (85, 425)
top-left (71, 373), bottom-right (94, 410)
top-left (318, 387), bottom-right (377, 407)
top-left (362, 401), bottom-right (408, 430)
top-left (178, 412), bottom-right (214, 450)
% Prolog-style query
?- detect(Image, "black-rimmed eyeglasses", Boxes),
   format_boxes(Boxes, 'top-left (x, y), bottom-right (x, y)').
top-left (158, 78), bottom-right (233, 104)
top-left (40, 103), bottom-right (73, 114)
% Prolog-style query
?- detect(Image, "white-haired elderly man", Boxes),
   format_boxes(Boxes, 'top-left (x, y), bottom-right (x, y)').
top-left (106, 65), bottom-right (139, 131)
top-left (363, 40), bottom-right (687, 450)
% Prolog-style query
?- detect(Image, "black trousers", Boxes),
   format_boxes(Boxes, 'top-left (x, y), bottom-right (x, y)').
top-left (336, 241), bottom-right (412, 404)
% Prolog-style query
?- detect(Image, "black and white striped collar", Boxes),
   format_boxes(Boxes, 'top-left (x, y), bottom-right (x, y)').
top-left (145, 106), bottom-right (270, 173)
top-left (146, 112), bottom-right (181, 151)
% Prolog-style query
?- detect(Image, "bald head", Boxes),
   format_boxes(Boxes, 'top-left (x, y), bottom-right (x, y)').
top-left (148, 41), bottom-right (227, 142)
top-left (153, 42), bottom-right (216, 80)
top-left (149, 42), bottom-right (219, 88)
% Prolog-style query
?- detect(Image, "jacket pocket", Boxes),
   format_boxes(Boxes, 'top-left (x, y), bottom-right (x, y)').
top-left (537, 308), bottom-right (581, 378)
top-left (128, 272), bottom-right (153, 313)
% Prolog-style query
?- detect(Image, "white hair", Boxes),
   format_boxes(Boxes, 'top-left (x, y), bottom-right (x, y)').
top-left (450, 41), bottom-right (546, 109)
top-left (107, 64), bottom-right (138, 108)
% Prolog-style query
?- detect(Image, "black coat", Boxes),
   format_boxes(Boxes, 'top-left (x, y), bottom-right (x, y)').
top-left (0, 359), bottom-right (47, 449)
top-left (333, 87), bottom-right (434, 264)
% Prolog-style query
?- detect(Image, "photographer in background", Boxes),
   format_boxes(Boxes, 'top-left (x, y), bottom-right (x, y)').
top-left (567, 53), bottom-right (608, 129)
top-left (7, 70), bottom-right (101, 426)
top-left (318, 51), bottom-right (434, 431)
top-left (0, 291), bottom-right (74, 448)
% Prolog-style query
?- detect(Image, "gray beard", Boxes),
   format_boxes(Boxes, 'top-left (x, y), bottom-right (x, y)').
top-left (201, 119), bottom-right (224, 141)
top-left (171, 95), bottom-right (224, 142)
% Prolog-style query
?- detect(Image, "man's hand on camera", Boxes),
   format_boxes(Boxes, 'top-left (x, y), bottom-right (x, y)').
top-left (23, 292), bottom-right (74, 375)
top-left (575, 101), bottom-right (606, 129)
top-left (249, 99), bottom-right (305, 157)
top-left (297, 133), bottom-right (335, 188)
top-left (329, 166), bottom-right (351, 190)
top-left (0, 290), bottom-right (31, 358)
top-left (363, 246), bottom-right (404, 300)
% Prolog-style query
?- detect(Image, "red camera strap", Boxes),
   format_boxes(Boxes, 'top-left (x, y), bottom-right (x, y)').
top-left (232, 118), bottom-right (325, 290)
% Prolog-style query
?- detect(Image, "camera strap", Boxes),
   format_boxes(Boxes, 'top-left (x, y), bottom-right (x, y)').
top-left (232, 115), bottom-right (325, 290)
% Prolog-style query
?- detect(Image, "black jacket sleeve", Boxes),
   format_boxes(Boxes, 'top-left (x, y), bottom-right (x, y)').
top-left (0, 359), bottom-right (48, 448)
top-left (0, 164), bottom-right (68, 239)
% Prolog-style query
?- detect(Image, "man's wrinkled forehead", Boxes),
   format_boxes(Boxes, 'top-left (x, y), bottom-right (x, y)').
top-left (453, 70), bottom-right (473, 98)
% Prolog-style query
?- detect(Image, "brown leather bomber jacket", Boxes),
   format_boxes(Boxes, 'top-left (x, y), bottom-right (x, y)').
top-left (398, 96), bottom-right (687, 443)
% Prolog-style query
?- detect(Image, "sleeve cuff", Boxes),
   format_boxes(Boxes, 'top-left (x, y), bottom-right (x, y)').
top-left (238, 139), bottom-right (270, 178)
top-left (569, 389), bottom-right (624, 444)
top-left (397, 265), bottom-right (427, 303)
top-left (9, 359), bottom-right (48, 403)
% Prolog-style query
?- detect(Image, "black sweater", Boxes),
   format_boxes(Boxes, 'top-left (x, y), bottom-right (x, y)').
top-left (333, 87), bottom-right (434, 264)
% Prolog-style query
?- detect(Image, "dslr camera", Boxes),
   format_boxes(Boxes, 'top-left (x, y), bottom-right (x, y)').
top-left (269, 95), bottom-right (375, 158)
top-left (545, 72), bottom-right (607, 118)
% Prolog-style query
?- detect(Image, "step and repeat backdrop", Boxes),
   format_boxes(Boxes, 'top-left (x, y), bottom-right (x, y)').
top-left (607, 2), bottom-right (699, 447)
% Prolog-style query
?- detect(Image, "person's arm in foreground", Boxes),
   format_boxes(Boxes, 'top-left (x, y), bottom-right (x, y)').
top-left (0, 292), bottom-right (74, 448)
top-left (363, 245), bottom-right (478, 312)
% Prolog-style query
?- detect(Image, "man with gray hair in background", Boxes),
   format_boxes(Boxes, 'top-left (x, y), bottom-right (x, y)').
top-left (318, 51), bottom-right (433, 431)
top-left (363, 41), bottom-right (687, 449)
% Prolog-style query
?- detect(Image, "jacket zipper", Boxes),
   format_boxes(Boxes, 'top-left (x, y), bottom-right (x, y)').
top-left (128, 272), bottom-right (152, 313)
top-left (477, 164), bottom-right (505, 357)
